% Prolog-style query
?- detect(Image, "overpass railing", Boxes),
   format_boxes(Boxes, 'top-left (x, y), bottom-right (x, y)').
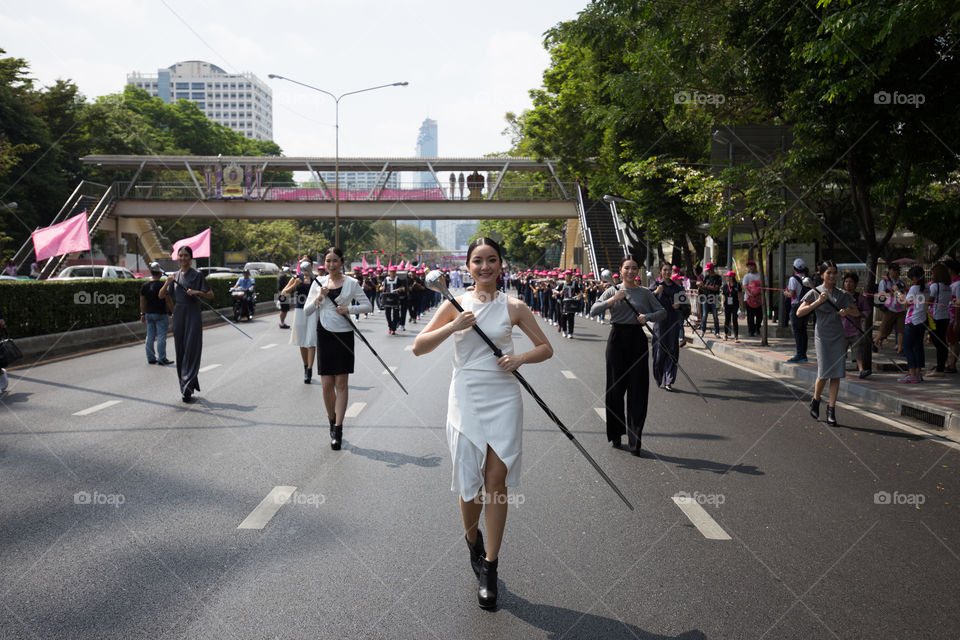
top-left (112, 181), bottom-right (576, 202)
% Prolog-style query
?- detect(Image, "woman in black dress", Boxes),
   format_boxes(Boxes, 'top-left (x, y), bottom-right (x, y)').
top-left (650, 263), bottom-right (685, 391)
top-left (304, 248), bottom-right (373, 449)
top-left (159, 245), bottom-right (214, 403)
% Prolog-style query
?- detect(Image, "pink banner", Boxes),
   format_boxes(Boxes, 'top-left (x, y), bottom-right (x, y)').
top-left (376, 255), bottom-right (382, 269)
top-left (32, 212), bottom-right (91, 262)
top-left (362, 255), bottom-right (369, 269)
top-left (171, 228), bottom-right (211, 260)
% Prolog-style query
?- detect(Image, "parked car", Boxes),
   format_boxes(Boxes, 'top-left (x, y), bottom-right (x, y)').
top-left (198, 266), bottom-right (239, 276)
top-left (206, 269), bottom-right (259, 280)
top-left (55, 266), bottom-right (139, 279)
top-left (243, 261), bottom-right (280, 275)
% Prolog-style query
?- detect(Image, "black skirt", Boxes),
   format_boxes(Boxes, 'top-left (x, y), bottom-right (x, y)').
top-left (316, 321), bottom-right (355, 375)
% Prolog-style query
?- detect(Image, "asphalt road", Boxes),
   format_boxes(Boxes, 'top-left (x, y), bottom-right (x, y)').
top-left (1, 295), bottom-right (958, 639)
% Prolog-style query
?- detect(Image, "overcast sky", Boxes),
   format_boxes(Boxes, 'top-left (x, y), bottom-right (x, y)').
top-left (1, 0), bottom-right (589, 159)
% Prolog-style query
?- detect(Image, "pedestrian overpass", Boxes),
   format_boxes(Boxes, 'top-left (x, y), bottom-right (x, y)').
top-left (18, 155), bottom-right (628, 279)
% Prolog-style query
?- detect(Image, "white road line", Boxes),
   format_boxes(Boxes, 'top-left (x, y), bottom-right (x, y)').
top-left (238, 486), bottom-right (297, 530)
top-left (594, 407), bottom-right (606, 422)
top-left (382, 366), bottom-right (398, 375)
top-left (671, 496), bottom-right (731, 540)
top-left (199, 364), bottom-right (221, 373)
top-left (345, 402), bottom-right (366, 419)
top-left (561, 370), bottom-right (577, 379)
top-left (404, 345), bottom-right (414, 351)
top-left (261, 343), bottom-right (277, 350)
top-left (73, 400), bottom-right (121, 416)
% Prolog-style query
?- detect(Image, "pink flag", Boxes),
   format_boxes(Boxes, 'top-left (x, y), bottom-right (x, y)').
top-left (171, 228), bottom-right (211, 259)
top-left (376, 255), bottom-right (382, 268)
top-left (362, 254), bottom-right (369, 269)
top-left (32, 212), bottom-right (91, 261)
top-left (388, 257), bottom-right (393, 268)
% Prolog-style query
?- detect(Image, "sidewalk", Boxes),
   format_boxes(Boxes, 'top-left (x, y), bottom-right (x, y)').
top-left (680, 320), bottom-right (960, 441)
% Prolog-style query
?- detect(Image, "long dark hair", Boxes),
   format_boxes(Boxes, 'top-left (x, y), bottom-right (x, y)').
top-left (907, 265), bottom-right (925, 288)
top-left (466, 237), bottom-right (503, 263)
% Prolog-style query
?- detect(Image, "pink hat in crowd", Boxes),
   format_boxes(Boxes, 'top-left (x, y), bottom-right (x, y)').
top-left (725, 270), bottom-right (736, 277)
top-left (704, 262), bottom-right (715, 270)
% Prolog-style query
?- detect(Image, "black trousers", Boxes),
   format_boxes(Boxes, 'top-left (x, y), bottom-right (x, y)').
top-left (560, 312), bottom-right (575, 335)
top-left (385, 306), bottom-right (401, 331)
top-left (605, 324), bottom-right (650, 450)
top-left (746, 305), bottom-right (762, 335)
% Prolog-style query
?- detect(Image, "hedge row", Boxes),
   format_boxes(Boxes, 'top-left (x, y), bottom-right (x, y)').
top-left (0, 276), bottom-right (280, 338)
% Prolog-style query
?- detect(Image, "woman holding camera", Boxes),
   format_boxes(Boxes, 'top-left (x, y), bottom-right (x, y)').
top-left (796, 261), bottom-right (861, 425)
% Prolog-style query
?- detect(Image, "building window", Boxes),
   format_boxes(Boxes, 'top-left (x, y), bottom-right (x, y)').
top-left (195, 102), bottom-right (205, 110)
top-left (175, 82), bottom-right (189, 90)
top-left (191, 82), bottom-right (204, 90)
top-left (176, 93), bottom-right (189, 100)
top-left (191, 92), bottom-right (205, 100)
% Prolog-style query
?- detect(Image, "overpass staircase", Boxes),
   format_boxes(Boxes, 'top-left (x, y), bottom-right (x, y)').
top-left (576, 185), bottom-right (627, 275)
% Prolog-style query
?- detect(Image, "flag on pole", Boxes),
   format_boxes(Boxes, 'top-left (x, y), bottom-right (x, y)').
top-left (362, 254), bottom-right (369, 270)
top-left (31, 212), bottom-right (91, 261)
top-left (376, 255), bottom-right (382, 269)
top-left (171, 228), bottom-right (211, 259)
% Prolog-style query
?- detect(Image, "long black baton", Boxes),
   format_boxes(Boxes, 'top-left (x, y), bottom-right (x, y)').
top-left (312, 276), bottom-right (408, 394)
top-left (613, 284), bottom-right (708, 404)
top-left (429, 276), bottom-right (634, 511)
top-left (684, 317), bottom-right (716, 355)
top-left (169, 275), bottom-right (253, 340)
top-left (813, 287), bottom-right (905, 374)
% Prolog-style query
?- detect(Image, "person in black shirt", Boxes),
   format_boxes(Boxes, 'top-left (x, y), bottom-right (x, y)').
top-left (139, 262), bottom-right (174, 365)
top-left (721, 270), bottom-right (743, 342)
top-left (650, 263), bottom-right (685, 391)
top-left (698, 262), bottom-right (721, 337)
top-left (277, 266), bottom-right (292, 329)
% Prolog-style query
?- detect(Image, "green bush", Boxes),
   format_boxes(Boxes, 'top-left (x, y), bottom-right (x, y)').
top-left (0, 275), bottom-right (278, 338)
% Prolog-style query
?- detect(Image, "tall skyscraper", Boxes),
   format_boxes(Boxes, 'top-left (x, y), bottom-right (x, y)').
top-left (415, 118), bottom-right (438, 188)
top-left (126, 60), bottom-right (273, 141)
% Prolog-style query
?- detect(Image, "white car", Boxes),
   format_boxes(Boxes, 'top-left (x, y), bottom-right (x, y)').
top-left (55, 265), bottom-right (139, 279)
top-left (243, 261), bottom-right (280, 275)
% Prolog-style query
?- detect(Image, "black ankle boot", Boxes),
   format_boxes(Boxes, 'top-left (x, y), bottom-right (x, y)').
top-left (809, 398), bottom-right (820, 420)
top-left (477, 557), bottom-right (498, 610)
top-left (826, 405), bottom-right (837, 426)
top-left (304, 365), bottom-right (311, 384)
top-left (331, 425), bottom-right (342, 450)
top-left (466, 530), bottom-right (485, 579)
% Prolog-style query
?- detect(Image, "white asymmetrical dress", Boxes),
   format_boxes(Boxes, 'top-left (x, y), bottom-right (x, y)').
top-left (446, 292), bottom-right (523, 501)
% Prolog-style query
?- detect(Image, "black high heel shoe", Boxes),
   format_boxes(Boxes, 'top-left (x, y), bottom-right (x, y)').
top-left (304, 365), bottom-right (312, 384)
top-left (331, 424), bottom-right (343, 450)
top-left (477, 557), bottom-right (498, 610)
top-left (809, 398), bottom-right (820, 420)
top-left (826, 405), bottom-right (837, 426)
top-left (466, 530), bottom-right (485, 579)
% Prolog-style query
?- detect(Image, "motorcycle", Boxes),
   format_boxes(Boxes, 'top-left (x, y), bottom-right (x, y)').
top-left (231, 287), bottom-right (256, 321)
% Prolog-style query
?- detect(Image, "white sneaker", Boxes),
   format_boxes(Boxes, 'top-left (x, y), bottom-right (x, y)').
top-left (0, 369), bottom-right (7, 391)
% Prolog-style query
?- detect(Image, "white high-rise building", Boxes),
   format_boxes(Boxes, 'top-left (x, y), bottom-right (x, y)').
top-left (126, 60), bottom-right (273, 141)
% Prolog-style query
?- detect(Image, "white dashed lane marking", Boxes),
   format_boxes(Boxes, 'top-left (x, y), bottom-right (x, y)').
top-left (671, 496), bottom-right (731, 540)
top-left (561, 370), bottom-right (577, 379)
top-left (238, 486), bottom-right (298, 530)
top-left (261, 343), bottom-right (277, 350)
top-left (199, 364), bottom-right (222, 373)
top-left (345, 402), bottom-right (366, 418)
top-left (73, 400), bottom-right (122, 416)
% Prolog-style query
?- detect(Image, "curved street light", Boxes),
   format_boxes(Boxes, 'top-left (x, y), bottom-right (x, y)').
top-left (268, 74), bottom-right (409, 247)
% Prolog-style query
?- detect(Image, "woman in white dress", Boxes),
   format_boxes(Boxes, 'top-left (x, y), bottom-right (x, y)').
top-left (282, 256), bottom-right (318, 383)
top-left (413, 237), bottom-right (553, 610)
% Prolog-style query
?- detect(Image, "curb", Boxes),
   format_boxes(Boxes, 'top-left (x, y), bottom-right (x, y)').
top-left (9, 301), bottom-right (278, 365)
top-left (684, 331), bottom-right (960, 442)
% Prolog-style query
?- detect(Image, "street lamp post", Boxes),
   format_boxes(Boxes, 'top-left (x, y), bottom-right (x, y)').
top-left (267, 74), bottom-right (408, 247)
